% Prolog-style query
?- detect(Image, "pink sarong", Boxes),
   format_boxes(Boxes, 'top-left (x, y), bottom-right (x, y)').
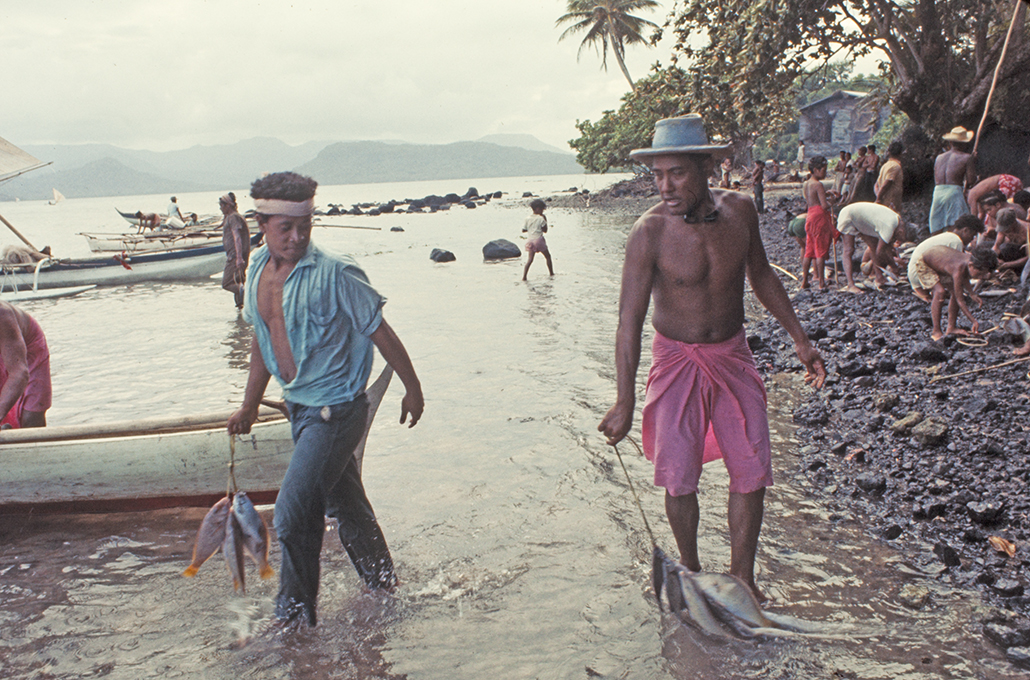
top-left (641, 328), bottom-right (772, 496)
top-left (0, 316), bottom-right (52, 428)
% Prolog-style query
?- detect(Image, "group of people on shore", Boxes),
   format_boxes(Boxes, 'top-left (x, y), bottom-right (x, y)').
top-left (779, 126), bottom-right (1029, 350)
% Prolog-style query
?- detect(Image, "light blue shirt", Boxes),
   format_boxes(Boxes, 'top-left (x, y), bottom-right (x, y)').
top-left (243, 242), bottom-right (385, 407)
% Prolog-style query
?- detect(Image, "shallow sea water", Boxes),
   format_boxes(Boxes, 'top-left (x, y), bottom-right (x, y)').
top-left (0, 175), bottom-right (1023, 678)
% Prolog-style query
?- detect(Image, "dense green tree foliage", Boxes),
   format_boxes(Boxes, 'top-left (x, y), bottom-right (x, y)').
top-left (570, 0), bottom-right (1028, 171)
top-left (668, 0), bottom-right (1029, 138)
top-left (556, 0), bottom-right (661, 90)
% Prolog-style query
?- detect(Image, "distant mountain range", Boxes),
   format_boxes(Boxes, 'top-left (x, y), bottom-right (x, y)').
top-left (0, 134), bottom-right (579, 201)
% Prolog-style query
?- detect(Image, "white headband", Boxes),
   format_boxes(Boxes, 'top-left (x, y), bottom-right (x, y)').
top-left (254, 198), bottom-right (315, 217)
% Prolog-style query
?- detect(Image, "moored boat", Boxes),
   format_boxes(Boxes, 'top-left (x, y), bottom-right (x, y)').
top-left (80, 229), bottom-right (225, 253)
top-left (0, 365), bottom-right (394, 515)
top-left (0, 243), bottom-right (232, 290)
top-left (0, 409), bottom-right (293, 514)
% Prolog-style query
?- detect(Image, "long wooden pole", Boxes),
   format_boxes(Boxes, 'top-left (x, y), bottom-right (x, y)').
top-left (0, 212), bottom-right (40, 251)
top-left (973, 0), bottom-right (1024, 155)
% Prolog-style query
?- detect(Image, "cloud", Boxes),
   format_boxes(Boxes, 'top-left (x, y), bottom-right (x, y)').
top-left (1, 0), bottom-right (672, 152)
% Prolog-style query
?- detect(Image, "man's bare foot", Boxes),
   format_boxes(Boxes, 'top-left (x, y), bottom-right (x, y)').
top-left (931, 330), bottom-right (945, 341)
top-left (913, 290), bottom-right (931, 303)
top-left (799, 279), bottom-right (810, 289)
top-left (843, 285), bottom-right (864, 294)
top-left (945, 327), bottom-right (971, 337)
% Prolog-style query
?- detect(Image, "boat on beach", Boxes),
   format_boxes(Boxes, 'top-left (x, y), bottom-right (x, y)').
top-left (0, 365), bottom-right (395, 515)
top-left (0, 409), bottom-right (294, 514)
top-left (0, 240), bottom-right (240, 290)
top-left (80, 228), bottom-right (226, 253)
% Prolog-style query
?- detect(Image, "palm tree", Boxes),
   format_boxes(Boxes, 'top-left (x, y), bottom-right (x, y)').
top-left (556, 0), bottom-right (661, 91)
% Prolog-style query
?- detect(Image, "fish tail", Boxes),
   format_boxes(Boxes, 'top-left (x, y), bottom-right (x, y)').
top-left (182, 565), bottom-right (199, 578)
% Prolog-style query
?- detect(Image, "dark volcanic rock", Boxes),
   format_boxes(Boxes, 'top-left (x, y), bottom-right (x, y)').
top-left (911, 342), bottom-right (948, 362)
top-left (430, 248), bottom-right (455, 263)
top-left (482, 239), bottom-right (521, 260)
top-left (855, 473), bottom-right (887, 495)
top-left (968, 501), bottom-right (1006, 525)
top-left (911, 418), bottom-right (948, 447)
top-left (933, 541), bottom-right (962, 568)
top-left (993, 580), bottom-right (1026, 598)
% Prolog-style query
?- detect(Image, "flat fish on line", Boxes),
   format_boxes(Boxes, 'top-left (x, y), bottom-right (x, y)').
top-left (231, 491), bottom-right (274, 580)
top-left (182, 495), bottom-right (231, 577)
top-left (652, 546), bottom-right (827, 639)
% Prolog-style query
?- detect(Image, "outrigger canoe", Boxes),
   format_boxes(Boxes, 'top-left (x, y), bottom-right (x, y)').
top-left (0, 234), bottom-right (259, 291)
top-left (0, 409), bottom-right (293, 514)
top-left (0, 365), bottom-right (394, 514)
top-left (80, 229), bottom-right (225, 254)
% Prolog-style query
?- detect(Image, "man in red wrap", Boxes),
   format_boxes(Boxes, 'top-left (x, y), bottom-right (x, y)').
top-left (0, 302), bottom-right (51, 429)
top-left (598, 115), bottom-right (825, 601)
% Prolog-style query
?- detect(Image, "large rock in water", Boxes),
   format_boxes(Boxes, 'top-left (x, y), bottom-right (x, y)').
top-left (483, 239), bottom-right (521, 260)
top-left (430, 248), bottom-right (455, 263)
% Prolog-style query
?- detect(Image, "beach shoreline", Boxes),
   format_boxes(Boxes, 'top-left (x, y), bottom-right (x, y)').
top-left (553, 175), bottom-right (1030, 666)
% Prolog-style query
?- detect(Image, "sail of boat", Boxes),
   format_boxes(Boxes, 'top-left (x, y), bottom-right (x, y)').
top-left (0, 136), bottom-right (50, 250)
top-left (0, 136), bottom-right (50, 185)
top-left (48, 188), bottom-right (65, 205)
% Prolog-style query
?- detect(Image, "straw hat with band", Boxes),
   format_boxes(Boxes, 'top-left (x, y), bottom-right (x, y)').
top-left (629, 115), bottom-right (733, 161)
top-left (942, 126), bottom-right (974, 143)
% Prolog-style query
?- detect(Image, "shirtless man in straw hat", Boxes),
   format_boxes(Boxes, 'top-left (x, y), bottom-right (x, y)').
top-left (598, 114), bottom-right (826, 600)
top-left (930, 126), bottom-right (976, 234)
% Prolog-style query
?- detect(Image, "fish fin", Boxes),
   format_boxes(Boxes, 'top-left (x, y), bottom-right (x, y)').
top-left (762, 610), bottom-right (825, 634)
top-left (259, 564), bottom-right (275, 580)
top-left (182, 565), bottom-right (199, 578)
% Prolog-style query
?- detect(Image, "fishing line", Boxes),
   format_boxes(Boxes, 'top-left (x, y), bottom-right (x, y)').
top-left (227, 434), bottom-right (238, 496)
top-left (610, 435), bottom-right (658, 548)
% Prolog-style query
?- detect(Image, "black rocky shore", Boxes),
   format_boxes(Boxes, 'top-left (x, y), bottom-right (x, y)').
top-left (564, 175), bottom-right (1030, 668)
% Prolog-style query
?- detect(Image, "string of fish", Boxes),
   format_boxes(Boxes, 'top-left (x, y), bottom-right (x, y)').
top-left (181, 433), bottom-right (275, 593)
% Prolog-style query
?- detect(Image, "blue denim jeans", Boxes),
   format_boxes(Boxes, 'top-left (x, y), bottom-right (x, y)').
top-left (274, 395), bottom-right (396, 626)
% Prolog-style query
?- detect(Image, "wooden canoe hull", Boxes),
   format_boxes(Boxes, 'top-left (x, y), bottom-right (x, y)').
top-left (0, 414), bottom-right (294, 514)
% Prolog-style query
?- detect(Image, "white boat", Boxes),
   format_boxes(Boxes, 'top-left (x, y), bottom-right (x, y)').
top-left (0, 242), bottom-right (235, 290)
top-left (0, 410), bottom-right (294, 514)
top-left (80, 229), bottom-right (225, 253)
top-left (0, 365), bottom-right (393, 514)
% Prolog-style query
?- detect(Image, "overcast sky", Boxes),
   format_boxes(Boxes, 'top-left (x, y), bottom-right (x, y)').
top-left (2, 1), bottom-right (689, 153)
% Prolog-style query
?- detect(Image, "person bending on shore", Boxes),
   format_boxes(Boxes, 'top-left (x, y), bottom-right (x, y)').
top-left (929, 127), bottom-right (976, 234)
top-left (522, 198), bottom-right (554, 280)
top-left (219, 192), bottom-right (250, 309)
top-left (907, 214), bottom-right (984, 303)
top-left (227, 171), bottom-right (424, 628)
top-left (598, 115), bottom-right (826, 602)
top-left (837, 202), bottom-right (907, 294)
top-left (968, 174), bottom-right (1025, 217)
top-left (0, 302), bottom-right (51, 429)
top-left (915, 244), bottom-right (997, 341)
top-left (786, 211), bottom-right (807, 252)
top-left (993, 209), bottom-right (1029, 276)
top-left (799, 156), bottom-right (838, 290)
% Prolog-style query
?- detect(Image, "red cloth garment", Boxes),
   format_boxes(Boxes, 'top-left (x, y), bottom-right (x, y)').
top-left (641, 328), bottom-right (773, 496)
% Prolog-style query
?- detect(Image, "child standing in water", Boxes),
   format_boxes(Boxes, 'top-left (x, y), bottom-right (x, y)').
top-left (522, 198), bottom-right (554, 280)
top-left (799, 156), bottom-right (839, 290)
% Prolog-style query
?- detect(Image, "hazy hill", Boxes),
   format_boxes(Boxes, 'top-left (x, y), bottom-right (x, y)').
top-left (297, 141), bottom-right (581, 184)
top-left (0, 134), bottom-right (583, 201)
top-left (0, 158), bottom-right (208, 201)
top-left (476, 134), bottom-right (572, 155)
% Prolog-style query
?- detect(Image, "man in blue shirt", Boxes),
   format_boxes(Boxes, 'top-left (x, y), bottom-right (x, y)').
top-left (227, 171), bottom-right (424, 628)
